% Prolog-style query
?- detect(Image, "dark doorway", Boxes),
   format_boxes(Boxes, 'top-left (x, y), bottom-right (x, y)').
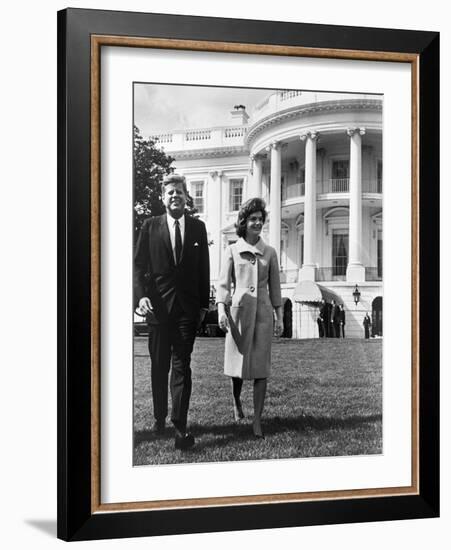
top-left (372, 296), bottom-right (383, 336)
top-left (282, 298), bottom-right (292, 338)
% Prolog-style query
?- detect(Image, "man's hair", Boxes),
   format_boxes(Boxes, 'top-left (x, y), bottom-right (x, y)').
top-left (161, 173), bottom-right (188, 195)
top-left (235, 197), bottom-right (267, 238)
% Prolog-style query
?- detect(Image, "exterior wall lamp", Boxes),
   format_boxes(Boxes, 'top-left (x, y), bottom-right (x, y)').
top-left (353, 284), bottom-right (361, 306)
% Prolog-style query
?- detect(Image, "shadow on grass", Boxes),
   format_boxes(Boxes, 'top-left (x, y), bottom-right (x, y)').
top-left (134, 412), bottom-right (382, 449)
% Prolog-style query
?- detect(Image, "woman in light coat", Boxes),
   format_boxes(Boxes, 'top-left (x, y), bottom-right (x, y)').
top-left (217, 198), bottom-right (283, 439)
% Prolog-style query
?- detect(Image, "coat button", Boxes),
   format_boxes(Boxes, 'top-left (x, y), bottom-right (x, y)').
top-left (250, 286), bottom-right (255, 292)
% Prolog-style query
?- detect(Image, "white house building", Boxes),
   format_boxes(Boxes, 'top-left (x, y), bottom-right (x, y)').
top-left (150, 90), bottom-right (383, 338)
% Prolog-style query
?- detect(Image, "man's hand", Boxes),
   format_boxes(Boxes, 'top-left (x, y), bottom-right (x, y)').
top-left (139, 297), bottom-right (153, 315)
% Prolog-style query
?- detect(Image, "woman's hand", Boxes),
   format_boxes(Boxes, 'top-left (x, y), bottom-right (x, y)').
top-left (274, 305), bottom-right (284, 337)
top-left (218, 312), bottom-right (229, 333)
top-left (274, 318), bottom-right (284, 337)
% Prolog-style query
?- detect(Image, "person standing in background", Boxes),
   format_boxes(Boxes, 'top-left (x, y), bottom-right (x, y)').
top-left (363, 312), bottom-right (372, 339)
top-left (339, 304), bottom-right (346, 338)
top-left (317, 299), bottom-right (326, 337)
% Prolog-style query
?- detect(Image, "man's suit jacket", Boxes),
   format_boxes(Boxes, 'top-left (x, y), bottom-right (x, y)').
top-left (339, 308), bottom-right (346, 325)
top-left (330, 303), bottom-right (338, 323)
top-left (134, 213), bottom-right (210, 323)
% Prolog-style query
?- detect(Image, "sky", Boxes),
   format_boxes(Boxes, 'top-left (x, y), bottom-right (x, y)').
top-left (133, 83), bottom-right (275, 136)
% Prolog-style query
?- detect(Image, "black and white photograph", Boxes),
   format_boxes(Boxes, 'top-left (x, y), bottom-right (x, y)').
top-left (132, 84), bottom-right (384, 465)
top-left (1, 0), bottom-right (446, 546)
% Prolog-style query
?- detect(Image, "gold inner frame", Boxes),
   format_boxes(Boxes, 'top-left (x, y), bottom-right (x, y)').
top-left (90, 35), bottom-right (420, 514)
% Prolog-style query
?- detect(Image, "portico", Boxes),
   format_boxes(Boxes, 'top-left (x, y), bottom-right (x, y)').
top-left (247, 123), bottom-right (381, 285)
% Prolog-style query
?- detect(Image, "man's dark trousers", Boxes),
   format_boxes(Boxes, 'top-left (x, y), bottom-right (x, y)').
top-left (149, 299), bottom-right (197, 433)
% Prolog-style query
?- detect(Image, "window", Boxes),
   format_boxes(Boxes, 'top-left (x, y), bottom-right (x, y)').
top-left (191, 180), bottom-right (204, 214)
top-left (280, 175), bottom-right (286, 200)
top-left (229, 178), bottom-right (243, 211)
top-left (377, 160), bottom-right (383, 193)
top-left (331, 160), bottom-right (349, 192)
top-left (332, 160), bottom-right (349, 178)
top-left (377, 230), bottom-right (383, 278)
top-left (332, 230), bottom-right (348, 277)
top-left (296, 168), bottom-right (305, 184)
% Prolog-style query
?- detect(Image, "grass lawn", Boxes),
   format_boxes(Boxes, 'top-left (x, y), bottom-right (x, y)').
top-left (134, 337), bottom-right (382, 465)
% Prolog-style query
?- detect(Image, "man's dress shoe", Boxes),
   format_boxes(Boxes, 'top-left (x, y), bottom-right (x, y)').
top-left (152, 421), bottom-right (166, 435)
top-left (174, 432), bottom-right (195, 450)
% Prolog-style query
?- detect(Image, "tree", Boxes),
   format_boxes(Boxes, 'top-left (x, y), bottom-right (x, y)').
top-left (134, 125), bottom-right (198, 241)
top-left (133, 125), bottom-right (174, 240)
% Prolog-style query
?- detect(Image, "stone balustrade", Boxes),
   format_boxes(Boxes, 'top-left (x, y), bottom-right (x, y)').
top-left (150, 125), bottom-right (248, 151)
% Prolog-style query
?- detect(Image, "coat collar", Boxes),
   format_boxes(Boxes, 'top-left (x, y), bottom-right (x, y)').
top-left (236, 236), bottom-right (266, 256)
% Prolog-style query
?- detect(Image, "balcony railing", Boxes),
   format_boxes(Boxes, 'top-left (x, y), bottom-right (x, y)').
top-left (315, 267), bottom-right (346, 282)
top-left (224, 127), bottom-right (247, 138)
top-left (329, 178), bottom-right (349, 193)
top-left (322, 178), bottom-right (383, 194)
top-left (280, 90), bottom-right (303, 101)
top-left (314, 267), bottom-right (383, 282)
top-left (150, 133), bottom-right (173, 143)
top-left (185, 129), bottom-right (211, 141)
top-left (365, 267), bottom-right (383, 281)
top-left (280, 178), bottom-right (383, 199)
top-left (279, 269), bottom-right (299, 283)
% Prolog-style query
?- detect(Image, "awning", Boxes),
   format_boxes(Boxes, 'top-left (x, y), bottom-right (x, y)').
top-left (293, 280), bottom-right (343, 304)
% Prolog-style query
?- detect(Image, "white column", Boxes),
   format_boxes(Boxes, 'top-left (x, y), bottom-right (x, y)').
top-left (299, 131), bottom-right (319, 281)
top-left (209, 170), bottom-right (223, 281)
top-left (251, 154), bottom-right (263, 199)
top-left (346, 127), bottom-right (366, 282)
top-left (267, 142), bottom-right (282, 261)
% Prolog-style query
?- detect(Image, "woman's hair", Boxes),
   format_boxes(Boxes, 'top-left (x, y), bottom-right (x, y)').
top-left (235, 197), bottom-right (267, 237)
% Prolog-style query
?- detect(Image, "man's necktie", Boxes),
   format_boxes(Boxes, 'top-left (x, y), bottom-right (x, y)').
top-left (174, 219), bottom-right (182, 264)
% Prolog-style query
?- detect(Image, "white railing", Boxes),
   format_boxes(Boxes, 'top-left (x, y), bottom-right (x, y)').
top-left (280, 90), bottom-right (303, 101)
top-left (151, 133), bottom-right (173, 143)
top-left (329, 178), bottom-right (349, 193)
top-left (320, 179), bottom-right (382, 194)
top-left (185, 129), bottom-right (211, 141)
top-left (150, 125), bottom-right (248, 151)
top-left (224, 127), bottom-right (247, 138)
top-left (250, 92), bottom-right (382, 129)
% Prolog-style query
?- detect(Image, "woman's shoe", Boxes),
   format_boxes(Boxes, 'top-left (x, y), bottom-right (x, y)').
top-left (233, 402), bottom-right (245, 421)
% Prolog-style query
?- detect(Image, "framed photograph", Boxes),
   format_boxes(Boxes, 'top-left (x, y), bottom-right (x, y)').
top-left (57, 8), bottom-right (439, 541)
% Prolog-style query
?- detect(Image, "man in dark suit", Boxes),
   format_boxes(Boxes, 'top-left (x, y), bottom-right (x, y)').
top-left (339, 304), bottom-right (346, 338)
top-left (330, 300), bottom-right (339, 338)
top-left (134, 174), bottom-right (210, 450)
top-left (317, 299), bottom-right (326, 337)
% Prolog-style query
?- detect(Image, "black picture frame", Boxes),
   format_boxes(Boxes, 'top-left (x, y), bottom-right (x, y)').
top-left (57, 8), bottom-right (439, 541)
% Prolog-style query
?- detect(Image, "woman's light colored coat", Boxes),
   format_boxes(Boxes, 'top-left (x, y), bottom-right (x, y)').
top-left (216, 237), bottom-right (282, 379)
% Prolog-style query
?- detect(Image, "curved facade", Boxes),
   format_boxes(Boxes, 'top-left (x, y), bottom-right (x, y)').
top-left (151, 90), bottom-right (383, 339)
